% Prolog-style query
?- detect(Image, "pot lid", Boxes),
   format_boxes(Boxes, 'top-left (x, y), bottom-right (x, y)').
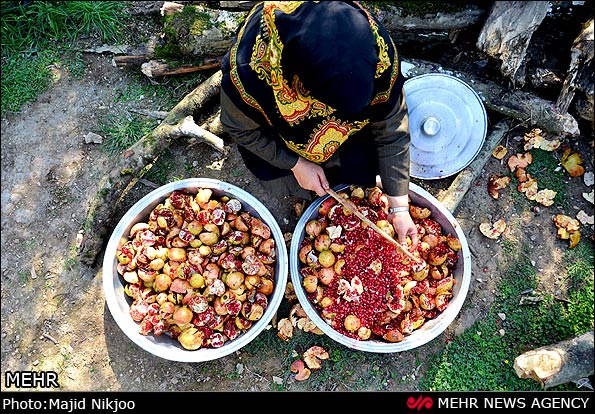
top-left (403, 73), bottom-right (487, 179)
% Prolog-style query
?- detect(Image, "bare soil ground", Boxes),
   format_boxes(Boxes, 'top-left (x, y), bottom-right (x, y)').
top-left (1, 4), bottom-right (593, 393)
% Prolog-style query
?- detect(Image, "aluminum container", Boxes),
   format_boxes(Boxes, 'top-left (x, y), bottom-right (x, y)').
top-left (289, 183), bottom-right (471, 352)
top-left (103, 178), bottom-right (288, 362)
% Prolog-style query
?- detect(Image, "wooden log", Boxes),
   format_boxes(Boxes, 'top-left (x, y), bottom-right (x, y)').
top-left (476, 1), bottom-right (548, 86)
top-left (140, 59), bottom-right (221, 78)
top-left (437, 119), bottom-right (511, 213)
top-left (163, 4), bottom-right (245, 59)
top-left (514, 331), bottom-right (594, 389)
top-left (556, 18), bottom-right (594, 115)
top-left (373, 2), bottom-right (488, 32)
top-left (402, 57), bottom-right (580, 136)
top-left (218, 1), bottom-right (256, 11)
top-left (78, 70), bottom-right (224, 266)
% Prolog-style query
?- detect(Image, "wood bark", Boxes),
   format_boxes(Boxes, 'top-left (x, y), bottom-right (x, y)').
top-left (514, 331), bottom-right (594, 389)
top-left (476, 1), bottom-right (549, 86)
top-left (556, 18), bottom-right (594, 123)
top-left (164, 4), bottom-right (245, 59)
top-left (402, 57), bottom-right (580, 136)
top-left (140, 59), bottom-right (221, 78)
top-left (374, 2), bottom-right (487, 32)
top-left (78, 70), bottom-right (224, 266)
top-left (437, 119), bottom-right (511, 213)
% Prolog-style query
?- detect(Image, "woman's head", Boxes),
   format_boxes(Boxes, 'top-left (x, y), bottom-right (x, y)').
top-left (279, 2), bottom-right (379, 115)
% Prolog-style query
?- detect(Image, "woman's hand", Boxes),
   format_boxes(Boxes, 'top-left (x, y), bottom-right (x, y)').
top-left (291, 157), bottom-right (329, 196)
top-left (390, 211), bottom-right (418, 249)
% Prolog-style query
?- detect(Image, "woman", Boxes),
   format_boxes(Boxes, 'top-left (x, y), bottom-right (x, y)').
top-left (220, 1), bottom-right (418, 247)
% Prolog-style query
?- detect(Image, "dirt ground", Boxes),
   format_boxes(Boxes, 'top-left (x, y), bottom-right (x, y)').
top-left (1, 4), bottom-right (594, 393)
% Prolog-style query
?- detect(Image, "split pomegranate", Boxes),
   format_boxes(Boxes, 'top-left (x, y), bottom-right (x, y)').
top-left (116, 188), bottom-right (277, 350)
top-left (298, 186), bottom-right (460, 342)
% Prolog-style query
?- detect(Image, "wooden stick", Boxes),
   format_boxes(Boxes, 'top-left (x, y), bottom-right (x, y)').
top-left (325, 188), bottom-right (421, 264)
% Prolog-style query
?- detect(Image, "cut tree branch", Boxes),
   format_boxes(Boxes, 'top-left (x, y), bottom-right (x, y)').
top-left (514, 331), bottom-right (594, 388)
top-left (78, 70), bottom-right (224, 266)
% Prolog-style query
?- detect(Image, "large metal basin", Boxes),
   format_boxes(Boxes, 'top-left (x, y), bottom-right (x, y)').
top-left (290, 183), bottom-right (471, 352)
top-left (103, 178), bottom-right (288, 362)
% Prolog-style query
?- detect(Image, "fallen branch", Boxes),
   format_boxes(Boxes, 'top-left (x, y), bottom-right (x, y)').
top-left (437, 119), bottom-right (511, 213)
top-left (141, 59), bottom-right (221, 78)
top-left (78, 70), bottom-right (224, 266)
top-left (514, 331), bottom-right (594, 389)
top-left (402, 58), bottom-right (580, 136)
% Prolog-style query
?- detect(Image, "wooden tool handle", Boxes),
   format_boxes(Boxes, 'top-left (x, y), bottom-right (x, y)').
top-left (325, 188), bottom-right (421, 264)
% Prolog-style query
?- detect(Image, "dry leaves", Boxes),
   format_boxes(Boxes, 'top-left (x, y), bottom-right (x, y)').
top-left (277, 303), bottom-right (324, 341)
top-left (492, 145), bottom-right (508, 160)
top-left (488, 174), bottom-right (512, 199)
top-left (290, 359), bottom-right (311, 381)
top-left (290, 345), bottom-right (330, 381)
top-left (532, 189), bottom-right (557, 207)
top-left (508, 152), bottom-right (533, 172)
top-left (561, 148), bottom-right (585, 177)
top-left (523, 128), bottom-right (561, 151)
top-left (553, 214), bottom-right (581, 248)
top-left (479, 219), bottom-right (507, 239)
top-left (514, 167), bottom-right (557, 206)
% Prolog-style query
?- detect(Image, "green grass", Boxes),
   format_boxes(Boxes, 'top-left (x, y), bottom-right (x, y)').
top-left (1, 1), bottom-right (126, 53)
top-left (98, 114), bottom-right (156, 155)
top-left (525, 149), bottom-right (568, 208)
top-left (420, 240), bottom-right (594, 391)
top-left (1, 1), bottom-right (128, 116)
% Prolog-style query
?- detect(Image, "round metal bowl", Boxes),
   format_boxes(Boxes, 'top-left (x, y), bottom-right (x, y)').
top-left (103, 178), bottom-right (288, 362)
top-left (289, 183), bottom-right (471, 352)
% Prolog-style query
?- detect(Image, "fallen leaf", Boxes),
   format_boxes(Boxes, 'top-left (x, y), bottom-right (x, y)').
top-left (561, 148), bottom-right (585, 177)
top-left (576, 210), bottom-right (594, 225)
top-left (492, 145), bottom-right (508, 160)
top-left (553, 214), bottom-right (582, 248)
top-left (479, 219), bottom-right (507, 239)
top-left (290, 359), bottom-right (311, 381)
top-left (289, 303), bottom-right (308, 327)
top-left (515, 167), bottom-right (530, 183)
top-left (303, 346), bottom-right (330, 370)
top-left (488, 174), bottom-right (512, 199)
top-left (553, 214), bottom-right (580, 232)
top-left (523, 128), bottom-right (561, 151)
top-left (568, 230), bottom-right (581, 248)
top-left (518, 177), bottom-right (538, 200)
top-left (533, 189), bottom-right (557, 206)
top-left (584, 171), bottom-right (594, 187)
top-left (277, 318), bottom-right (293, 341)
top-left (508, 152), bottom-right (533, 172)
top-left (296, 317), bottom-right (323, 334)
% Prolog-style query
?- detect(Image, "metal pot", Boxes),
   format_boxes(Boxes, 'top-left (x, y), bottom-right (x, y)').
top-left (103, 178), bottom-right (288, 362)
top-left (289, 183), bottom-right (471, 352)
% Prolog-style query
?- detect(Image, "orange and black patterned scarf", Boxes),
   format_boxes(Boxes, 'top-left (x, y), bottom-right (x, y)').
top-left (222, 1), bottom-right (404, 163)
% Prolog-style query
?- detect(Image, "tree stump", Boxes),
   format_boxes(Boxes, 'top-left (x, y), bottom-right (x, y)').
top-left (476, 1), bottom-right (549, 86)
